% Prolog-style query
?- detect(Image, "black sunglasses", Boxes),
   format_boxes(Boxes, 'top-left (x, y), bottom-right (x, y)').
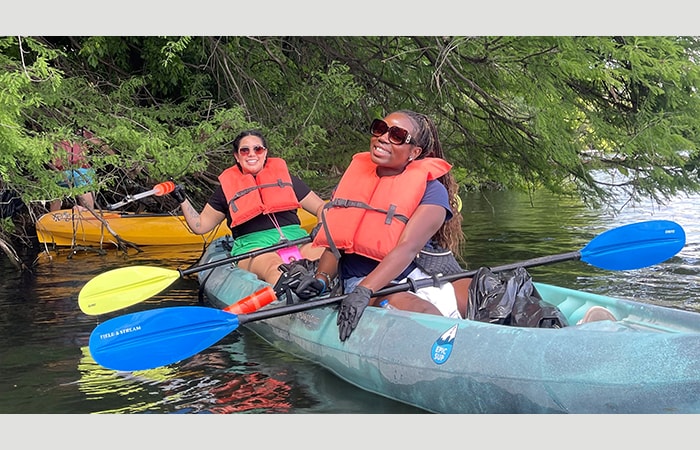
top-left (238, 145), bottom-right (267, 156)
top-left (370, 119), bottom-right (416, 145)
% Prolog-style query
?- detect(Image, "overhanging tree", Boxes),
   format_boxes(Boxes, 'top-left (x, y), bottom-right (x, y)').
top-left (1, 35), bottom-right (699, 248)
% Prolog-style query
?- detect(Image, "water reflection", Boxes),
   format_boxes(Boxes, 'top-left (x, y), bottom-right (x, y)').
top-left (75, 341), bottom-right (297, 414)
top-left (73, 329), bottom-right (422, 414)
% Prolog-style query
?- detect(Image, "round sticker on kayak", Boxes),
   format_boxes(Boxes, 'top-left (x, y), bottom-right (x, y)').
top-left (431, 324), bottom-right (458, 365)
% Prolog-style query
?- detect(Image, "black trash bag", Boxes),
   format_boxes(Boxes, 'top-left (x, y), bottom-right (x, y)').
top-left (466, 266), bottom-right (569, 328)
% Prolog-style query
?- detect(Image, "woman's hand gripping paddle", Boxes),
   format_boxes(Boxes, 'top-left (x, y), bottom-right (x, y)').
top-left (88, 220), bottom-right (685, 371)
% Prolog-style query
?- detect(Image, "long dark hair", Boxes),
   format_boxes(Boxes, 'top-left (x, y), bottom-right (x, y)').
top-left (397, 109), bottom-right (466, 256)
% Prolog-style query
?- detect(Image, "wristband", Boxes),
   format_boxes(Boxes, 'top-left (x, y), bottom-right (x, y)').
top-left (317, 271), bottom-right (332, 284)
top-left (316, 277), bottom-right (326, 294)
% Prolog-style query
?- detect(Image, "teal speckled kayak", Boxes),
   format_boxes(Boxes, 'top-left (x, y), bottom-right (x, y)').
top-left (196, 234), bottom-right (700, 414)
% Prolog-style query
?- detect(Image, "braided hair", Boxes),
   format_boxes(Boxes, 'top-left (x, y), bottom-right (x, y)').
top-left (398, 110), bottom-right (466, 256)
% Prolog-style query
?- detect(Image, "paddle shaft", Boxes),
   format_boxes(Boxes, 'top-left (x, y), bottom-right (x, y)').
top-left (106, 181), bottom-right (176, 210)
top-left (237, 250), bottom-right (582, 324)
top-left (239, 219), bottom-right (686, 323)
top-left (179, 235), bottom-right (312, 277)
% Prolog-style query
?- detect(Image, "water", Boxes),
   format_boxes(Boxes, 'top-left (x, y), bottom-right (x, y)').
top-left (460, 189), bottom-right (700, 313)
top-left (1, 188), bottom-right (699, 416)
top-left (1, 245), bottom-right (418, 414)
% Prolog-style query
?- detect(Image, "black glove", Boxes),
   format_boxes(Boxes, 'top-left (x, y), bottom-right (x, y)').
top-left (170, 184), bottom-right (187, 203)
top-left (295, 275), bottom-right (326, 300)
top-left (337, 286), bottom-right (373, 342)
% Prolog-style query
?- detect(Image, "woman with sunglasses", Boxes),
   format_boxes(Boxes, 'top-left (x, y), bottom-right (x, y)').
top-left (174, 129), bottom-right (326, 286)
top-left (295, 110), bottom-right (467, 342)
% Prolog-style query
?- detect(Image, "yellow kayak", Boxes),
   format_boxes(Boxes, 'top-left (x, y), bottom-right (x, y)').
top-left (36, 208), bottom-right (318, 247)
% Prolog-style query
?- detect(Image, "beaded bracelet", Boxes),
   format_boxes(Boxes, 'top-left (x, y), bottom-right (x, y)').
top-left (317, 271), bottom-right (332, 284)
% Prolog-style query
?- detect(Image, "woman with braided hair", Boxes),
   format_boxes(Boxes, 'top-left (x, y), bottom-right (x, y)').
top-left (295, 109), bottom-right (467, 341)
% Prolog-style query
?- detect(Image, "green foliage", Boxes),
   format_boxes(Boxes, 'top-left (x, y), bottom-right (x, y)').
top-left (1, 35), bottom-right (700, 243)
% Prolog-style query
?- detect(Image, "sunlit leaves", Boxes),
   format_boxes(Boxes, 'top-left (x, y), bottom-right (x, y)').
top-left (2, 35), bottom-right (700, 236)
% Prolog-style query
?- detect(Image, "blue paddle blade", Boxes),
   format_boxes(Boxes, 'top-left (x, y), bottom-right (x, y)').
top-left (580, 220), bottom-right (685, 270)
top-left (89, 306), bottom-right (240, 371)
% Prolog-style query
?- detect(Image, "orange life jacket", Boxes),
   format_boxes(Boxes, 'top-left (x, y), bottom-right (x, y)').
top-left (219, 157), bottom-right (301, 227)
top-left (313, 152), bottom-right (451, 261)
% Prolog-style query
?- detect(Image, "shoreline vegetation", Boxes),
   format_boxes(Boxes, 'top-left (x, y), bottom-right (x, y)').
top-left (3, 36), bottom-right (700, 268)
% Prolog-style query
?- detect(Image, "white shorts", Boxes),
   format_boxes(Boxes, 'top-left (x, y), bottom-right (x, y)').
top-left (399, 267), bottom-right (461, 319)
top-left (344, 267), bottom-right (461, 319)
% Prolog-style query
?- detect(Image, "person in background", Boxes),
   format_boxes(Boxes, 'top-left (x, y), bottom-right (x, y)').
top-left (49, 127), bottom-right (105, 211)
top-left (173, 129), bottom-right (326, 286)
top-left (295, 109), bottom-right (467, 341)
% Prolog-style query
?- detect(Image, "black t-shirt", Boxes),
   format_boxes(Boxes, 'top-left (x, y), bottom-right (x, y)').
top-left (208, 174), bottom-right (312, 239)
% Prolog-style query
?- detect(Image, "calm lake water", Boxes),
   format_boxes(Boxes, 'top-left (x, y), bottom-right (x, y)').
top-left (1, 187), bottom-right (699, 420)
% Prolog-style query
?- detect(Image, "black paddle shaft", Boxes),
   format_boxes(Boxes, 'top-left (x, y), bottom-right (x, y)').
top-left (179, 236), bottom-right (313, 277)
top-left (239, 250), bottom-right (582, 324)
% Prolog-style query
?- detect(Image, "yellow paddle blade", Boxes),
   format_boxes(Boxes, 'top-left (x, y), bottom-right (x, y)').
top-left (78, 266), bottom-right (180, 315)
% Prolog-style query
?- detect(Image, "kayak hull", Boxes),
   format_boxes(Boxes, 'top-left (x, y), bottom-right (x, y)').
top-left (36, 208), bottom-right (317, 247)
top-left (198, 237), bottom-right (700, 413)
